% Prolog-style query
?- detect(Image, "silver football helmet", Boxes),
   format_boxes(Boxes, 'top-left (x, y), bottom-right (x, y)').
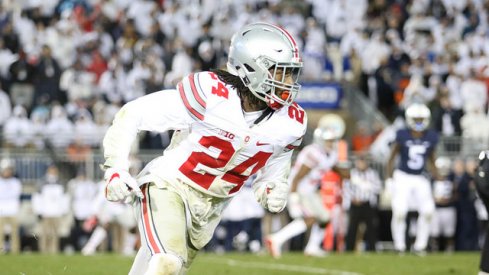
top-left (227, 22), bottom-right (303, 109)
top-left (313, 114), bottom-right (346, 152)
top-left (405, 103), bottom-right (431, 132)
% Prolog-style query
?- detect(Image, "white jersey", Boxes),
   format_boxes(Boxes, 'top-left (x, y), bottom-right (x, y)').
top-left (103, 71), bottom-right (307, 198)
top-left (290, 143), bottom-right (338, 194)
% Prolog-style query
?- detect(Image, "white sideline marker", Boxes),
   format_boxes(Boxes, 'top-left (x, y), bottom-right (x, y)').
top-left (206, 258), bottom-right (364, 275)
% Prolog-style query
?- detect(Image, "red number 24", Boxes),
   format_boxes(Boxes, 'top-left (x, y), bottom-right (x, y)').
top-left (288, 103), bottom-right (305, 124)
top-left (209, 72), bottom-right (229, 98)
top-left (179, 136), bottom-right (272, 194)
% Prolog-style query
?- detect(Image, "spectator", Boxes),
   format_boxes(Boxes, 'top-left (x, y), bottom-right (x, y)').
top-left (82, 176), bottom-right (137, 256)
top-left (73, 109), bottom-right (99, 147)
top-left (430, 156), bottom-right (457, 252)
top-left (97, 56), bottom-right (127, 104)
top-left (461, 104), bottom-right (489, 153)
top-left (2, 20), bottom-right (20, 54)
top-left (301, 17), bottom-right (327, 81)
top-left (453, 158), bottom-right (479, 251)
top-left (164, 42), bottom-right (193, 88)
top-left (0, 82), bottom-right (12, 130)
top-left (33, 45), bottom-right (62, 106)
top-left (8, 49), bottom-right (35, 110)
top-left (67, 170), bottom-right (98, 251)
top-left (45, 105), bottom-right (74, 148)
top-left (32, 165), bottom-right (70, 254)
top-left (0, 38), bottom-right (16, 80)
top-left (47, 19), bottom-right (80, 69)
top-left (59, 59), bottom-right (96, 103)
top-left (30, 106), bottom-right (49, 150)
top-left (460, 70), bottom-right (487, 114)
top-left (431, 93), bottom-right (463, 137)
top-left (351, 121), bottom-right (376, 153)
top-left (0, 159), bottom-right (22, 253)
top-left (3, 105), bottom-right (33, 148)
top-left (86, 49), bottom-right (108, 83)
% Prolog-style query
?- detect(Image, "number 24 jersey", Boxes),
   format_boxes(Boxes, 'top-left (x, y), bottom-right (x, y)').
top-left (103, 72), bottom-right (307, 198)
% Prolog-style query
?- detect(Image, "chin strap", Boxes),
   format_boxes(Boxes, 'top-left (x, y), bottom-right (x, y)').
top-left (254, 107), bottom-right (274, 125)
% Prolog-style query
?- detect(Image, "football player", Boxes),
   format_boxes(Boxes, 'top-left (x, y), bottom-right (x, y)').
top-left (265, 114), bottom-right (346, 258)
top-left (102, 22), bottom-right (306, 275)
top-left (475, 150), bottom-right (489, 275)
top-left (386, 103), bottom-right (440, 254)
top-left (430, 156), bottom-right (457, 252)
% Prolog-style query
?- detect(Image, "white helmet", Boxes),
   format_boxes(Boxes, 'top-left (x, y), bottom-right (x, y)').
top-left (0, 158), bottom-right (15, 172)
top-left (227, 22), bottom-right (303, 109)
top-left (314, 114), bottom-right (346, 144)
top-left (405, 103), bottom-right (431, 132)
top-left (435, 156), bottom-right (452, 177)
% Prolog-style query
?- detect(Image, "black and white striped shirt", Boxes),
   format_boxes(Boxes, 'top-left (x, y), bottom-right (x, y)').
top-left (343, 168), bottom-right (382, 208)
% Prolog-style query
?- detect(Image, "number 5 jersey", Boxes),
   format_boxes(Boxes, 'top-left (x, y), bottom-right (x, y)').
top-left (395, 128), bottom-right (439, 175)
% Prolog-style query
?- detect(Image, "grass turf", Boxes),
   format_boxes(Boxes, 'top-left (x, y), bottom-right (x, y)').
top-left (0, 252), bottom-right (480, 275)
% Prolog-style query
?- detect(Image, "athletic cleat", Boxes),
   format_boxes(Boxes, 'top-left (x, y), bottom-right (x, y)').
top-left (265, 237), bottom-right (281, 259)
top-left (394, 248), bottom-right (406, 256)
top-left (304, 248), bottom-right (329, 257)
top-left (412, 249), bottom-right (427, 257)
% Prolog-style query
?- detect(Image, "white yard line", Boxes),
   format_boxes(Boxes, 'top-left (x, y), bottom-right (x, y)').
top-left (205, 257), bottom-right (365, 275)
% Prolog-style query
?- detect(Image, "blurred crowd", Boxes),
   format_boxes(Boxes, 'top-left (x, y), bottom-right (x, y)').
top-left (0, 158), bottom-right (138, 254)
top-left (0, 0), bottom-right (488, 152)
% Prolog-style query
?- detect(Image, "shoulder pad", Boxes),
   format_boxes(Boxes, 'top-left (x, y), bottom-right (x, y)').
top-left (275, 102), bottom-right (307, 149)
top-left (177, 72), bottom-right (232, 120)
top-left (177, 73), bottom-right (208, 121)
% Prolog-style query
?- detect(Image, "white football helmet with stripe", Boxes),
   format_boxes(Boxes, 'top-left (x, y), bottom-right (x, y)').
top-left (405, 103), bottom-right (431, 132)
top-left (227, 22), bottom-right (303, 109)
top-left (314, 114), bottom-right (346, 143)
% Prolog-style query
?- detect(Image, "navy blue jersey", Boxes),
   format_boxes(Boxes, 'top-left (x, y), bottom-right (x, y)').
top-left (395, 128), bottom-right (439, 175)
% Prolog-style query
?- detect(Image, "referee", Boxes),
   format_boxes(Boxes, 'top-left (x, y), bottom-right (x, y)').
top-left (475, 150), bottom-right (489, 275)
top-left (343, 155), bottom-right (382, 251)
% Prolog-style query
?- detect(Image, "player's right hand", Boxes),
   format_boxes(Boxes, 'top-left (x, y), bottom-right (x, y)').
top-left (104, 167), bottom-right (144, 202)
top-left (287, 192), bottom-right (302, 219)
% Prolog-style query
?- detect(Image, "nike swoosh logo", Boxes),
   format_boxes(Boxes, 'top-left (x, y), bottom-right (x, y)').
top-left (256, 141), bottom-right (270, 146)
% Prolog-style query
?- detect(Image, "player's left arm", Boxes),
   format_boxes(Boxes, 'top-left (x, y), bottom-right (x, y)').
top-left (252, 149), bottom-right (294, 213)
top-left (253, 106), bottom-right (307, 213)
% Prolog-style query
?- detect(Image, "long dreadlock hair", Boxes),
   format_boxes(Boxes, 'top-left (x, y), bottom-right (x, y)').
top-left (210, 69), bottom-right (267, 110)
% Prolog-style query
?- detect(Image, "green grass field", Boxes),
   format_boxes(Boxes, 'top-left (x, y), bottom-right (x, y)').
top-left (0, 252), bottom-right (480, 275)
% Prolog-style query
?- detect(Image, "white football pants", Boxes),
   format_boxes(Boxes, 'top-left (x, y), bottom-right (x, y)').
top-left (391, 170), bottom-right (435, 251)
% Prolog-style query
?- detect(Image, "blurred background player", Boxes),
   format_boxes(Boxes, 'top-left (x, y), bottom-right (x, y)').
top-left (430, 156), bottom-right (457, 252)
top-left (81, 160), bottom-right (140, 256)
top-left (0, 159), bottom-right (22, 253)
top-left (265, 114), bottom-right (346, 258)
top-left (475, 150), bottom-right (489, 275)
top-left (81, 179), bottom-right (138, 256)
top-left (386, 103), bottom-right (440, 254)
top-left (219, 175), bottom-right (264, 253)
